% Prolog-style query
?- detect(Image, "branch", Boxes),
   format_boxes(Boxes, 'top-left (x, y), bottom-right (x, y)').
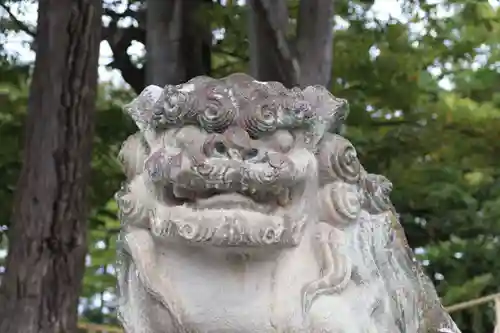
top-left (103, 6), bottom-right (146, 28)
top-left (0, 2), bottom-right (36, 37)
top-left (446, 292), bottom-right (500, 313)
top-left (102, 22), bottom-right (145, 94)
top-left (443, 124), bottom-right (484, 138)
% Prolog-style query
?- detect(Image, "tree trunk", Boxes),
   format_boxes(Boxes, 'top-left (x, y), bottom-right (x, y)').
top-left (295, 0), bottom-right (335, 87)
top-left (146, 0), bottom-right (212, 86)
top-left (248, 0), bottom-right (297, 87)
top-left (247, 0), bottom-right (335, 88)
top-left (0, 0), bottom-right (101, 332)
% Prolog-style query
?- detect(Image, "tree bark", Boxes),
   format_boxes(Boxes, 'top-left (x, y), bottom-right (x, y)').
top-left (248, 0), bottom-right (335, 88)
top-left (248, 0), bottom-right (298, 87)
top-left (0, 0), bottom-right (101, 332)
top-left (296, 0), bottom-right (335, 87)
top-left (146, 0), bottom-right (212, 86)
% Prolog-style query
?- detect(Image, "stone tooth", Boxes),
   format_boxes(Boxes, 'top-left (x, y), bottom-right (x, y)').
top-left (277, 187), bottom-right (291, 207)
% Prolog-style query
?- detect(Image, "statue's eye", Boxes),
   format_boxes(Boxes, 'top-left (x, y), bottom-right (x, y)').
top-left (214, 141), bottom-right (227, 155)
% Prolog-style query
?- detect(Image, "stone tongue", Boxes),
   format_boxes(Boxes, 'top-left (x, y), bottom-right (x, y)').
top-left (194, 193), bottom-right (263, 210)
top-left (152, 201), bottom-right (284, 232)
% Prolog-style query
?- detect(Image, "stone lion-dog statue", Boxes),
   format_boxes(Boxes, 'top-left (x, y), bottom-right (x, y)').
top-left (115, 73), bottom-right (460, 333)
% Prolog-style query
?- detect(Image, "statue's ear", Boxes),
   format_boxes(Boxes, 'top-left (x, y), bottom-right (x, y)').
top-left (302, 85), bottom-right (349, 139)
top-left (123, 85), bottom-right (164, 132)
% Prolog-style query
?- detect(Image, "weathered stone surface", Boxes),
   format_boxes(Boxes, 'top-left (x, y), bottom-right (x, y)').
top-left (115, 73), bottom-right (461, 333)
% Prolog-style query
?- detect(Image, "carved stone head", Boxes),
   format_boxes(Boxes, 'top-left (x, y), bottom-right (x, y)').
top-left (116, 73), bottom-right (354, 249)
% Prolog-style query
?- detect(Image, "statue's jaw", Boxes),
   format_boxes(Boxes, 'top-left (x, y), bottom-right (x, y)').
top-left (149, 186), bottom-right (309, 248)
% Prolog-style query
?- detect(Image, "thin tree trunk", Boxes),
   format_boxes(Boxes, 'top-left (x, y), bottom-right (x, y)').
top-left (248, 0), bottom-right (335, 88)
top-left (146, 0), bottom-right (211, 86)
top-left (295, 0), bottom-right (335, 87)
top-left (0, 0), bottom-right (101, 332)
top-left (248, 0), bottom-right (297, 87)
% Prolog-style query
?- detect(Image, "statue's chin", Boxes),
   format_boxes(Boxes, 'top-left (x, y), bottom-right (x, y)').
top-left (149, 192), bottom-right (308, 248)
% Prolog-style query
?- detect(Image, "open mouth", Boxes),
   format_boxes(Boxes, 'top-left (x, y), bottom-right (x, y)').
top-left (148, 179), bottom-right (308, 247)
top-left (167, 185), bottom-right (296, 214)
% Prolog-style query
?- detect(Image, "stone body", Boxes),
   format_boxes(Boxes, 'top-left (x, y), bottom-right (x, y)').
top-left (115, 73), bottom-right (461, 333)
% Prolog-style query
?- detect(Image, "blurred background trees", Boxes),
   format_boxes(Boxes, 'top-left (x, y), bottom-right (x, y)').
top-left (0, 0), bottom-right (499, 332)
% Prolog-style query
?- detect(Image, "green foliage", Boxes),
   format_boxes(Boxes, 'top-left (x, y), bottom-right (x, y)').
top-left (0, 56), bottom-right (29, 230)
top-left (0, 1), bottom-right (499, 332)
top-left (331, 2), bottom-right (500, 332)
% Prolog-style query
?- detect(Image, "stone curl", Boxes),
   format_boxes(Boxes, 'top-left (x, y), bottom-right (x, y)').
top-left (317, 133), bottom-right (362, 185)
top-left (238, 98), bottom-right (278, 137)
top-left (319, 181), bottom-right (363, 227)
top-left (114, 183), bottom-right (148, 227)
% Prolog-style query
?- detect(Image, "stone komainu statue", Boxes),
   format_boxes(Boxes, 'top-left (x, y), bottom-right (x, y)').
top-left (115, 73), bottom-right (461, 333)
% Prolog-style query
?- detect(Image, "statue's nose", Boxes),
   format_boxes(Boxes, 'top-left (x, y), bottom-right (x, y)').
top-left (228, 147), bottom-right (261, 161)
top-left (212, 140), bottom-right (261, 162)
top-left (210, 140), bottom-right (241, 160)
